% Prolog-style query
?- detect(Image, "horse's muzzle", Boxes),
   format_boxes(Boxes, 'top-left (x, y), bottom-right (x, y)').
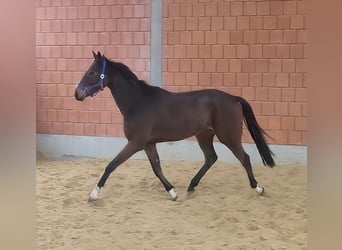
top-left (74, 87), bottom-right (86, 101)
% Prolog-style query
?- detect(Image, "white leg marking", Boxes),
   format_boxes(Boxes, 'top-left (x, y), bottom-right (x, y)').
top-left (255, 184), bottom-right (264, 194)
top-left (89, 186), bottom-right (101, 201)
top-left (168, 188), bottom-right (177, 201)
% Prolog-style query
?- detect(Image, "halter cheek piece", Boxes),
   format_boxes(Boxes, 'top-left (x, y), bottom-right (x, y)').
top-left (76, 59), bottom-right (107, 97)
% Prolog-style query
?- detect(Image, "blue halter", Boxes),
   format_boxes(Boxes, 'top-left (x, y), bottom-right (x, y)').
top-left (76, 59), bottom-right (107, 97)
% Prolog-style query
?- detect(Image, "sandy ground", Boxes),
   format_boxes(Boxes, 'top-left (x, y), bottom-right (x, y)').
top-left (36, 155), bottom-right (307, 250)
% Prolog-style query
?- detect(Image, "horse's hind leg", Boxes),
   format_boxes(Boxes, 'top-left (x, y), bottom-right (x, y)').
top-left (145, 143), bottom-right (177, 200)
top-left (187, 131), bottom-right (217, 193)
top-left (221, 140), bottom-right (264, 194)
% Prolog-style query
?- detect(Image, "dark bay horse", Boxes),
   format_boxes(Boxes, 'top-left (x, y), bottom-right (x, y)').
top-left (74, 51), bottom-right (275, 201)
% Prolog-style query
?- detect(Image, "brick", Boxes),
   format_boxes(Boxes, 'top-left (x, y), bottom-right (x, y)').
top-left (223, 45), bottom-right (236, 58)
top-left (211, 73), bottom-right (224, 86)
top-left (274, 130), bottom-right (288, 144)
top-left (268, 88), bottom-right (282, 102)
top-left (244, 2), bottom-right (256, 16)
top-left (249, 45), bottom-right (262, 58)
top-left (281, 88), bottom-right (295, 101)
top-left (179, 31), bottom-right (191, 45)
top-left (223, 73), bottom-right (236, 86)
top-left (261, 102), bottom-right (275, 115)
top-left (262, 73), bottom-right (275, 86)
top-left (263, 45), bottom-right (277, 58)
top-left (198, 17), bottom-right (210, 30)
top-left (243, 30), bottom-right (256, 44)
top-left (284, 1), bottom-right (297, 15)
top-left (180, 59), bottom-right (191, 72)
top-left (283, 30), bottom-right (297, 43)
top-left (217, 31), bottom-right (230, 45)
top-left (218, 2), bottom-right (230, 17)
top-left (289, 73), bottom-right (303, 87)
top-left (269, 59), bottom-right (282, 72)
top-left (186, 17), bottom-right (198, 30)
top-left (216, 59), bottom-right (229, 72)
top-left (223, 17), bottom-right (236, 30)
top-left (250, 16), bottom-right (263, 30)
top-left (256, 2), bottom-right (270, 15)
top-left (268, 116), bottom-right (281, 130)
top-left (255, 87), bottom-right (268, 101)
top-left (179, 3), bottom-right (192, 17)
top-left (237, 16), bottom-right (249, 30)
top-left (192, 59), bottom-right (204, 72)
top-left (198, 73), bottom-right (211, 86)
top-left (122, 5), bottom-right (134, 18)
top-left (174, 17), bottom-right (186, 31)
top-left (249, 73), bottom-right (262, 86)
top-left (192, 3), bottom-right (205, 17)
top-left (269, 30), bottom-right (283, 43)
top-left (242, 59), bottom-right (255, 72)
top-left (255, 59), bottom-right (269, 73)
top-left (174, 45), bottom-right (186, 58)
top-left (289, 103), bottom-right (302, 117)
top-left (275, 102), bottom-right (288, 116)
top-left (277, 16), bottom-right (290, 29)
top-left (256, 30), bottom-right (269, 44)
top-left (168, 4), bottom-right (180, 17)
top-left (211, 45), bottom-right (224, 58)
top-left (205, 31), bottom-right (217, 44)
top-left (230, 31), bottom-right (243, 45)
top-left (297, 30), bottom-right (308, 43)
top-left (276, 45), bottom-right (290, 58)
top-left (204, 59), bottom-right (216, 73)
top-left (193, 31), bottom-right (205, 44)
top-left (211, 17), bottom-right (224, 31)
top-left (198, 45), bottom-right (211, 58)
top-left (263, 16), bottom-right (277, 29)
top-left (167, 31), bottom-right (180, 44)
top-left (242, 87), bottom-right (255, 100)
top-left (231, 2), bottom-right (243, 16)
top-left (295, 88), bottom-right (307, 102)
top-left (282, 59), bottom-right (296, 72)
top-left (95, 124), bottom-right (106, 136)
top-left (288, 131), bottom-right (302, 145)
top-left (236, 73), bottom-right (249, 86)
top-left (270, 1), bottom-right (283, 15)
top-left (186, 73), bottom-right (198, 85)
top-left (291, 15), bottom-right (304, 29)
top-left (281, 117), bottom-right (295, 130)
top-left (127, 19), bottom-right (140, 31)
top-left (290, 45), bottom-right (304, 58)
top-left (186, 45), bottom-right (198, 58)
top-left (276, 73), bottom-right (289, 87)
top-left (295, 59), bottom-right (307, 72)
top-left (229, 59), bottom-right (241, 72)
top-left (205, 3), bottom-right (218, 17)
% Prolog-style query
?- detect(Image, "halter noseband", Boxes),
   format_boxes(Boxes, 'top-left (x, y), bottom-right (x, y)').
top-left (76, 59), bottom-right (107, 97)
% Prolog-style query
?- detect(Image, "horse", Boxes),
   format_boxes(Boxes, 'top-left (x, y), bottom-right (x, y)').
top-left (74, 51), bottom-right (275, 202)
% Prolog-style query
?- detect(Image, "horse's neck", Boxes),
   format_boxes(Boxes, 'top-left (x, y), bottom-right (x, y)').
top-left (108, 76), bottom-right (143, 116)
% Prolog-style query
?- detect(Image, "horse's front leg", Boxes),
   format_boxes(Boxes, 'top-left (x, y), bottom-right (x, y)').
top-left (88, 141), bottom-right (142, 202)
top-left (145, 143), bottom-right (177, 201)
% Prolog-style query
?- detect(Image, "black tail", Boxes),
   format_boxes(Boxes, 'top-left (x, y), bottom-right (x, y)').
top-left (236, 96), bottom-right (275, 167)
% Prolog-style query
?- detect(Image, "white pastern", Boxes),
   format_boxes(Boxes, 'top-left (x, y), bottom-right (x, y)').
top-left (89, 186), bottom-right (101, 201)
top-left (168, 188), bottom-right (177, 201)
top-left (255, 184), bottom-right (264, 195)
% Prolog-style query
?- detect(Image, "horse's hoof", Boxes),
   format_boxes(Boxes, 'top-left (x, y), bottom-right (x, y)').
top-left (88, 186), bottom-right (100, 202)
top-left (168, 188), bottom-right (177, 201)
top-left (255, 185), bottom-right (264, 195)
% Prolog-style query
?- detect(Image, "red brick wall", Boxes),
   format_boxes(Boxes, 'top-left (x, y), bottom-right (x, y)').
top-left (36, 0), bottom-right (150, 137)
top-left (163, 0), bottom-right (307, 145)
top-left (36, 0), bottom-right (307, 146)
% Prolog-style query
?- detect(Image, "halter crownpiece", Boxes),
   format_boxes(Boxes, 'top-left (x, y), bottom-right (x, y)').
top-left (76, 58), bottom-right (107, 97)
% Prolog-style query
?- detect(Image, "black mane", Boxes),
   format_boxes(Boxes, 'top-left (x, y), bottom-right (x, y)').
top-left (105, 57), bottom-right (148, 86)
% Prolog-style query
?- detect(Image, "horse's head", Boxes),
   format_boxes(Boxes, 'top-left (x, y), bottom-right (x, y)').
top-left (74, 51), bottom-right (108, 101)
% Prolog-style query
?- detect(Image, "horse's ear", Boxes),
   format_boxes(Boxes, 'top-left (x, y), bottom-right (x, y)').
top-left (97, 51), bottom-right (102, 58)
top-left (92, 51), bottom-right (97, 59)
